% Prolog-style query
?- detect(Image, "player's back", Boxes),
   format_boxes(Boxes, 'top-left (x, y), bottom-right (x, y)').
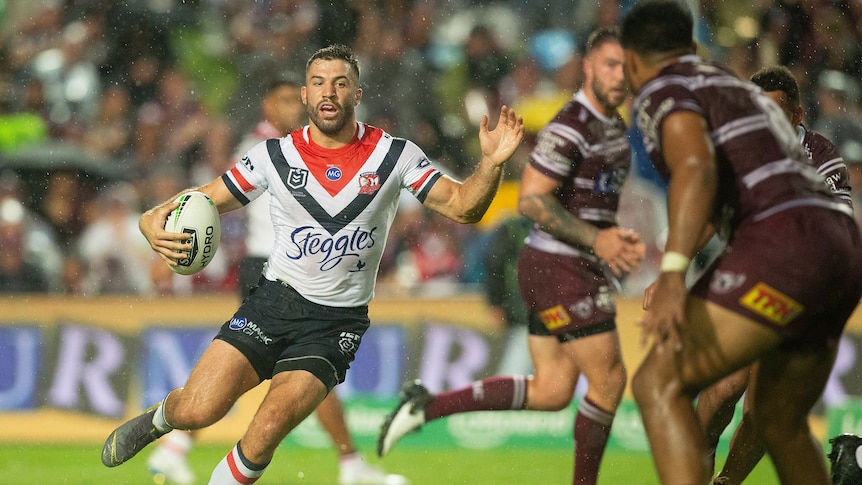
top-left (635, 56), bottom-right (843, 229)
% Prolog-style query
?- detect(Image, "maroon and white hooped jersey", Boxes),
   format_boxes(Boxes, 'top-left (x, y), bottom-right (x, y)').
top-left (525, 90), bottom-right (631, 258)
top-left (633, 55), bottom-right (852, 233)
top-left (222, 122), bottom-right (442, 307)
top-left (799, 125), bottom-right (853, 207)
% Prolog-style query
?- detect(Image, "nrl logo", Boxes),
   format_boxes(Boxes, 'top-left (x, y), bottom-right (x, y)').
top-left (287, 167), bottom-right (308, 189)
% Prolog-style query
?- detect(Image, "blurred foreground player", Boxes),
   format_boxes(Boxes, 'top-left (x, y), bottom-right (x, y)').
top-left (694, 64), bottom-right (854, 484)
top-left (621, 1), bottom-right (862, 484)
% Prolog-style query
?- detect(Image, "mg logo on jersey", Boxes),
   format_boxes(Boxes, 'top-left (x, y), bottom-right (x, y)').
top-left (358, 172), bottom-right (380, 194)
top-left (287, 167), bottom-right (308, 189)
top-left (325, 166), bottom-right (342, 181)
top-left (739, 282), bottom-right (804, 326)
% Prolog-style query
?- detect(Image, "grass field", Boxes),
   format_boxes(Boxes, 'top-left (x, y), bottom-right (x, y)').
top-left (0, 443), bottom-right (782, 484)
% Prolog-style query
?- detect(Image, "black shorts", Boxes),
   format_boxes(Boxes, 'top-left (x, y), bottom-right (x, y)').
top-left (215, 277), bottom-right (370, 390)
top-left (238, 256), bottom-right (267, 300)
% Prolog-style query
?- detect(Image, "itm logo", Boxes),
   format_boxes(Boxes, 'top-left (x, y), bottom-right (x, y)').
top-left (177, 228), bottom-right (197, 267)
top-left (739, 282), bottom-right (804, 325)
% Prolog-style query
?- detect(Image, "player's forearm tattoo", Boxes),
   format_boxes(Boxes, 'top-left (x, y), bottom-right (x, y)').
top-left (520, 193), bottom-right (598, 249)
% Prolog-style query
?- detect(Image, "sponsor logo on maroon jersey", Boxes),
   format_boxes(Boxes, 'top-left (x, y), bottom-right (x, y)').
top-left (539, 305), bottom-right (571, 330)
top-left (739, 282), bottom-right (804, 325)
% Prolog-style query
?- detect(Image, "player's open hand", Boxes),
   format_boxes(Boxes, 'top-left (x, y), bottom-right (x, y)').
top-left (139, 202), bottom-right (193, 266)
top-left (479, 105), bottom-right (525, 167)
top-left (637, 272), bottom-right (687, 352)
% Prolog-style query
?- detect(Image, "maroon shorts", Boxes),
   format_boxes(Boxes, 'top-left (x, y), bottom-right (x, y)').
top-left (517, 245), bottom-right (617, 341)
top-left (691, 208), bottom-right (862, 350)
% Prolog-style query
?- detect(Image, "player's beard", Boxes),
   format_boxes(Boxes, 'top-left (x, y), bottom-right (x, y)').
top-left (592, 78), bottom-right (625, 113)
top-left (308, 100), bottom-right (355, 136)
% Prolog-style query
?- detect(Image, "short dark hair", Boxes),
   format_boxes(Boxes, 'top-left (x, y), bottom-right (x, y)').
top-left (306, 44), bottom-right (360, 80)
top-left (584, 27), bottom-right (620, 56)
top-left (620, 0), bottom-right (693, 56)
top-left (750, 66), bottom-right (800, 109)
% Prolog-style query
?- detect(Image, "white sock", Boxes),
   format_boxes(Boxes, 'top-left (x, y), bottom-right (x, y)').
top-left (208, 441), bottom-right (267, 485)
top-left (339, 451), bottom-right (361, 465)
top-left (158, 430), bottom-right (194, 457)
top-left (153, 402), bottom-right (173, 433)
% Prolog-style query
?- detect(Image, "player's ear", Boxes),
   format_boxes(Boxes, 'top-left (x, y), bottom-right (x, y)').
top-left (355, 87), bottom-right (362, 106)
top-left (791, 105), bottom-right (804, 126)
top-left (301, 86), bottom-right (308, 105)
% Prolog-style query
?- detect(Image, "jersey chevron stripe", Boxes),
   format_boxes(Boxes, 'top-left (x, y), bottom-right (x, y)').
top-left (266, 137), bottom-right (407, 236)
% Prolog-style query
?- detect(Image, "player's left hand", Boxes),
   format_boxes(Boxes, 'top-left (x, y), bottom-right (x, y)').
top-left (479, 105), bottom-right (525, 167)
top-left (638, 272), bottom-right (687, 352)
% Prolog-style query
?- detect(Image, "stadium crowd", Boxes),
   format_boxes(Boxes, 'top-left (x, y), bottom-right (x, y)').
top-left (1, 0), bottom-right (861, 297)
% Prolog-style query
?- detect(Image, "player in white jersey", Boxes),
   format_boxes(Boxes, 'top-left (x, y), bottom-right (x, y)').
top-left (145, 76), bottom-right (408, 485)
top-left (101, 44), bottom-right (524, 485)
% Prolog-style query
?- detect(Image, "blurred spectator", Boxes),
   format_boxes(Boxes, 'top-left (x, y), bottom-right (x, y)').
top-left (0, 197), bottom-right (49, 293)
top-left (82, 84), bottom-right (133, 159)
top-left (812, 70), bottom-right (862, 161)
top-left (28, 20), bottom-right (102, 142)
top-left (99, 4), bottom-right (175, 108)
top-left (76, 182), bottom-right (154, 295)
top-left (0, 171), bottom-right (63, 292)
top-left (2, 0), bottom-right (861, 299)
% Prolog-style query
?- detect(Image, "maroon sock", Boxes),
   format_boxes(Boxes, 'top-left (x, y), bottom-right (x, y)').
top-left (425, 375), bottom-right (528, 421)
top-left (573, 397), bottom-right (615, 485)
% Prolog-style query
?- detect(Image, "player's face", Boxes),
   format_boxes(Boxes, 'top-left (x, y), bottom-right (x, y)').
top-left (587, 41), bottom-right (627, 114)
top-left (302, 59), bottom-right (362, 138)
top-left (763, 90), bottom-right (802, 126)
top-left (265, 85), bottom-right (304, 136)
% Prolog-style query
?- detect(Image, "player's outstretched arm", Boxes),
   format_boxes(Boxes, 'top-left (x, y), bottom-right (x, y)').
top-left (423, 105), bottom-right (524, 223)
top-left (139, 177), bottom-right (243, 266)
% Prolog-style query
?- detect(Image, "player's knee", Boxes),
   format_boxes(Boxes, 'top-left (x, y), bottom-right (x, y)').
top-left (169, 402), bottom-right (225, 430)
top-left (527, 377), bottom-right (576, 411)
top-left (631, 359), bottom-right (678, 408)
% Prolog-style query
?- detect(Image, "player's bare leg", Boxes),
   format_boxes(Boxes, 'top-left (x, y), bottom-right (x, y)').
top-left (632, 298), bottom-right (778, 485)
top-left (102, 340), bottom-right (260, 468)
top-left (748, 345), bottom-right (836, 485)
top-left (695, 365), bottom-right (750, 474)
top-left (164, 340), bottom-right (262, 429)
top-left (208, 369), bottom-right (328, 483)
top-left (317, 392), bottom-right (408, 485)
top-left (713, 380), bottom-right (765, 484)
top-left (534, 331), bottom-right (625, 485)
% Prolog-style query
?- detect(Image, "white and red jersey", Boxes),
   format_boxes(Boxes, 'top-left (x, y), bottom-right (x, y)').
top-left (222, 122), bottom-right (442, 307)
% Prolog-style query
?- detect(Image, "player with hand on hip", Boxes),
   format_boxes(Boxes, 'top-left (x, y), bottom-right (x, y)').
top-left (621, 2), bottom-right (862, 483)
top-left (691, 64), bottom-right (854, 485)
